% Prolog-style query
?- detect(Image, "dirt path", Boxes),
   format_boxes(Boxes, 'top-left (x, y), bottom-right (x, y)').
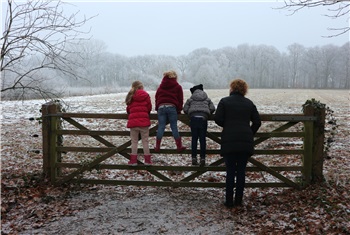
top-left (25, 187), bottom-right (238, 235)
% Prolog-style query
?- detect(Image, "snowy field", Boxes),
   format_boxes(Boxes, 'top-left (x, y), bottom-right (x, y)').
top-left (1, 89), bottom-right (349, 234)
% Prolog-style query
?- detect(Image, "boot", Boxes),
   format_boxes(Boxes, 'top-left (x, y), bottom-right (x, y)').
top-left (192, 156), bottom-right (198, 166)
top-left (224, 193), bottom-right (234, 208)
top-left (223, 201), bottom-right (234, 208)
top-left (154, 139), bottom-right (161, 152)
top-left (175, 137), bottom-right (186, 152)
top-left (234, 195), bottom-right (243, 207)
top-left (200, 157), bottom-right (206, 167)
top-left (144, 155), bottom-right (152, 165)
top-left (128, 154), bottom-right (137, 166)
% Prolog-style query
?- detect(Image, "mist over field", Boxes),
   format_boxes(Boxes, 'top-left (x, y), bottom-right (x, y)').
top-left (2, 42), bottom-right (349, 101)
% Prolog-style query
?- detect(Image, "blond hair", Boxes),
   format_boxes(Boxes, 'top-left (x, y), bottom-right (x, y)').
top-left (163, 70), bottom-right (178, 79)
top-left (125, 81), bottom-right (144, 105)
top-left (230, 79), bottom-right (248, 96)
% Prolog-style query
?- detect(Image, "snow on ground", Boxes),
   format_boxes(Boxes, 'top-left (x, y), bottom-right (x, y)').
top-left (1, 89), bottom-right (349, 234)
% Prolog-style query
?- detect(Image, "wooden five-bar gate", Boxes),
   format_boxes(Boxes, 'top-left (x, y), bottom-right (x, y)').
top-left (41, 101), bottom-right (325, 189)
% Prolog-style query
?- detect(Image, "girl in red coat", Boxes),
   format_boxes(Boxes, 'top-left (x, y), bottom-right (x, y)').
top-left (155, 70), bottom-right (186, 152)
top-left (125, 81), bottom-right (152, 165)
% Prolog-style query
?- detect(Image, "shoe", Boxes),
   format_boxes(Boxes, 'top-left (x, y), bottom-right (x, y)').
top-left (200, 159), bottom-right (205, 167)
top-left (234, 195), bottom-right (243, 206)
top-left (175, 137), bottom-right (186, 152)
top-left (144, 155), bottom-right (152, 165)
top-left (192, 157), bottom-right (198, 165)
top-left (223, 201), bottom-right (234, 208)
top-left (128, 154), bottom-right (137, 166)
top-left (154, 139), bottom-right (161, 152)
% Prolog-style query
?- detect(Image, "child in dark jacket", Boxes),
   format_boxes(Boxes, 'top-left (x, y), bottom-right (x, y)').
top-left (183, 84), bottom-right (216, 166)
top-left (125, 81), bottom-right (152, 165)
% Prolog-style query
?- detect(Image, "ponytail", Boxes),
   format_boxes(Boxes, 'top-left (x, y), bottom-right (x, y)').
top-left (125, 81), bottom-right (144, 105)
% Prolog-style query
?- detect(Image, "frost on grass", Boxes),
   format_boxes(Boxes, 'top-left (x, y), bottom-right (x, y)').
top-left (1, 89), bottom-right (349, 234)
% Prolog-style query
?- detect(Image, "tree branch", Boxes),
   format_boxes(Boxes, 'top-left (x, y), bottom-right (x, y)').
top-left (279, 0), bottom-right (350, 37)
top-left (1, 0), bottom-right (94, 100)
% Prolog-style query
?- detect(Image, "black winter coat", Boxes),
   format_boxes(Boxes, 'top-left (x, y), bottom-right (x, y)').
top-left (214, 92), bottom-right (261, 156)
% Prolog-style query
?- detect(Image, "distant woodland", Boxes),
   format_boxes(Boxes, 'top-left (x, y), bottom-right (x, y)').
top-left (2, 0), bottom-right (349, 100)
top-left (2, 39), bottom-right (349, 100)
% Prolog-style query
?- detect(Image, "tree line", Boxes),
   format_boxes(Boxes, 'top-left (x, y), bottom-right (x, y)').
top-left (54, 40), bottom-right (350, 91)
top-left (1, 0), bottom-right (349, 100)
top-left (3, 40), bottom-right (349, 100)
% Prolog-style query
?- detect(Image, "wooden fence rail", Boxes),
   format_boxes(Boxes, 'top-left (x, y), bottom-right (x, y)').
top-left (41, 101), bottom-right (325, 189)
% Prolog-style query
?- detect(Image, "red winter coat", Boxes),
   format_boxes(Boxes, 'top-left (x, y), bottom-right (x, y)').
top-left (126, 89), bottom-right (152, 128)
top-left (155, 77), bottom-right (184, 113)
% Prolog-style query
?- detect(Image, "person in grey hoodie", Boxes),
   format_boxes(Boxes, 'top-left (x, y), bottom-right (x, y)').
top-left (183, 84), bottom-right (216, 166)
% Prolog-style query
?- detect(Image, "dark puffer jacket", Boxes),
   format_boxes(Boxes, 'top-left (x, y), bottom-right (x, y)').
top-left (126, 89), bottom-right (152, 128)
top-left (214, 92), bottom-right (261, 156)
top-left (183, 89), bottom-right (216, 119)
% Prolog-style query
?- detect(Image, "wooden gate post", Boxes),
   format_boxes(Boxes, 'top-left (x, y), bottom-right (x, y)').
top-left (303, 103), bottom-right (326, 183)
top-left (303, 105), bottom-right (314, 184)
top-left (42, 101), bottom-right (61, 181)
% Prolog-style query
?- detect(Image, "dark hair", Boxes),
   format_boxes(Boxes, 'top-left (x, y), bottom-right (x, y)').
top-left (230, 79), bottom-right (248, 96)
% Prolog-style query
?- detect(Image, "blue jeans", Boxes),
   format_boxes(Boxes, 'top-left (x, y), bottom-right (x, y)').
top-left (224, 154), bottom-right (249, 202)
top-left (156, 106), bottom-right (180, 140)
top-left (190, 116), bottom-right (207, 158)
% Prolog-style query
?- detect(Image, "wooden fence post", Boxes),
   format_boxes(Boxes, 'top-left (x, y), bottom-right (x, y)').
top-left (303, 105), bottom-right (314, 184)
top-left (41, 101), bottom-right (61, 182)
top-left (311, 106), bottom-right (326, 183)
top-left (303, 104), bottom-right (326, 183)
top-left (42, 101), bottom-right (53, 178)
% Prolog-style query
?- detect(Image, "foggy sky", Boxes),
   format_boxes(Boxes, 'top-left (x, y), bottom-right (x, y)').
top-left (2, 0), bottom-right (349, 56)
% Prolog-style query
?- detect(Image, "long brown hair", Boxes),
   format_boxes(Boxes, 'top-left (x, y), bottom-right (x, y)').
top-left (125, 81), bottom-right (144, 105)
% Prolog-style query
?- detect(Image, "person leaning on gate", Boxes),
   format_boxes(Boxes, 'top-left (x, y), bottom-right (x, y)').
top-left (183, 84), bottom-right (216, 167)
top-left (154, 70), bottom-right (186, 152)
top-left (214, 78), bottom-right (261, 208)
top-left (125, 81), bottom-right (152, 165)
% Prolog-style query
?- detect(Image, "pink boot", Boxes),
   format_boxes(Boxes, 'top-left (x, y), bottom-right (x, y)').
top-left (175, 137), bottom-right (186, 152)
top-left (144, 155), bottom-right (152, 165)
top-left (128, 154), bottom-right (137, 166)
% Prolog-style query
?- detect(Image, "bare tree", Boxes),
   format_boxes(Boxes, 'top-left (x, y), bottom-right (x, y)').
top-left (287, 43), bottom-right (305, 88)
top-left (1, 0), bottom-right (92, 100)
top-left (66, 39), bottom-right (108, 87)
top-left (176, 55), bottom-right (190, 82)
top-left (280, 0), bottom-right (350, 37)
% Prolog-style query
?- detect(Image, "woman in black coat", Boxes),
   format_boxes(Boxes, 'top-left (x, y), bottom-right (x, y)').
top-left (214, 79), bottom-right (261, 207)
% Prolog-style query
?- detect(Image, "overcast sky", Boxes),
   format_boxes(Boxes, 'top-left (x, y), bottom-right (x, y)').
top-left (2, 0), bottom-right (349, 57)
